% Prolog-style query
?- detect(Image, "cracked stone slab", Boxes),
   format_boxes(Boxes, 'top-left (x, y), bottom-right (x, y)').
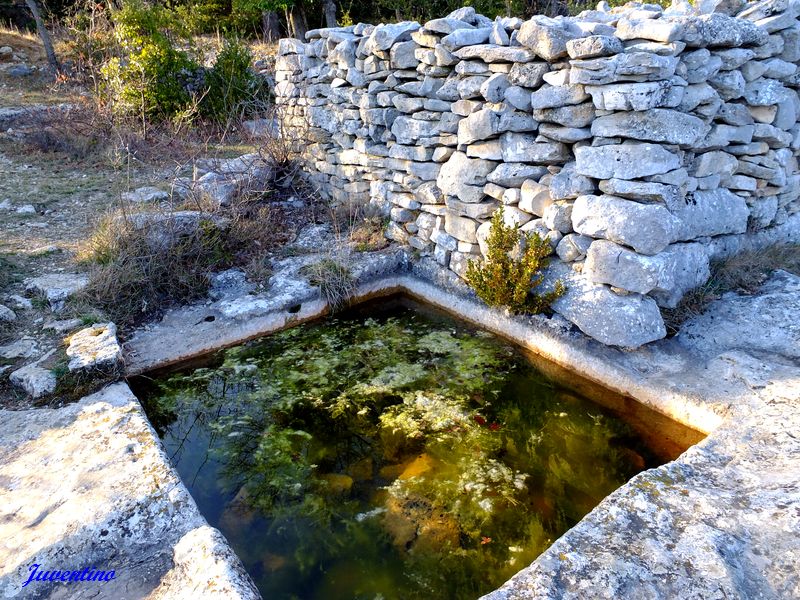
top-left (24, 274), bottom-right (89, 312)
top-left (0, 383), bottom-right (259, 599)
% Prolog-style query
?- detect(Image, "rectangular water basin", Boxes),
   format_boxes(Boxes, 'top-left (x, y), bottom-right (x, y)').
top-left (132, 296), bottom-right (704, 599)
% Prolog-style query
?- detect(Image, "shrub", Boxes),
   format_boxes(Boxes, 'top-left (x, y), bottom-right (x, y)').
top-left (61, 0), bottom-right (117, 87)
top-left (201, 37), bottom-right (266, 122)
top-left (466, 209), bottom-right (565, 314)
top-left (78, 212), bottom-right (231, 325)
top-left (100, 0), bottom-right (201, 120)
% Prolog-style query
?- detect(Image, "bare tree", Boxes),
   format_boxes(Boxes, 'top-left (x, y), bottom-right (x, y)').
top-left (262, 10), bottom-right (281, 43)
top-left (24, 0), bottom-right (60, 74)
top-left (286, 3), bottom-right (308, 39)
top-left (323, 0), bottom-right (337, 28)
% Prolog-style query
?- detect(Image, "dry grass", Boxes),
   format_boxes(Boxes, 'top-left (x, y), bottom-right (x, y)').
top-left (74, 158), bottom-right (312, 327)
top-left (662, 244), bottom-right (800, 335)
top-left (331, 201), bottom-right (390, 252)
top-left (76, 211), bottom-right (232, 326)
top-left (301, 257), bottom-right (356, 311)
top-left (0, 27), bottom-right (44, 57)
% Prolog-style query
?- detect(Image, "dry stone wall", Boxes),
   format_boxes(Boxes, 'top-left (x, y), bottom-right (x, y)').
top-left (275, 0), bottom-right (800, 347)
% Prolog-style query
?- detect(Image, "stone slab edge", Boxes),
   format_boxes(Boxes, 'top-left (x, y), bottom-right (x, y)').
top-left (0, 383), bottom-right (260, 600)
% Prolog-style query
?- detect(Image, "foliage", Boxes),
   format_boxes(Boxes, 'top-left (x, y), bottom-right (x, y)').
top-left (173, 0), bottom-right (230, 35)
top-left (60, 0), bottom-right (117, 86)
top-left (466, 208), bottom-right (565, 314)
top-left (142, 305), bottom-right (655, 598)
top-left (201, 37), bottom-right (266, 121)
top-left (95, 1), bottom-right (267, 123)
top-left (100, 0), bottom-right (200, 120)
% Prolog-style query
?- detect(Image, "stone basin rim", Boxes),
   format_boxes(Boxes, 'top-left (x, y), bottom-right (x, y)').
top-left (126, 274), bottom-right (725, 436)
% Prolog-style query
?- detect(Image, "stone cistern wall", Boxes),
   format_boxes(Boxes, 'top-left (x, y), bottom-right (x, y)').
top-left (274, 0), bottom-right (800, 347)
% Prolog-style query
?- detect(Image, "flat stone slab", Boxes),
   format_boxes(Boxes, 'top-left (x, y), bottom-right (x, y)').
top-left (0, 383), bottom-right (259, 599)
top-left (24, 274), bottom-right (89, 312)
top-left (677, 269), bottom-right (800, 359)
top-left (66, 322), bottom-right (123, 372)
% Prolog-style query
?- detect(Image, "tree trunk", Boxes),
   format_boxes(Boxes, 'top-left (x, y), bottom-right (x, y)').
top-left (323, 0), bottom-right (337, 28)
top-left (261, 10), bottom-right (281, 43)
top-left (24, 0), bottom-right (60, 74)
top-left (288, 3), bottom-right (308, 40)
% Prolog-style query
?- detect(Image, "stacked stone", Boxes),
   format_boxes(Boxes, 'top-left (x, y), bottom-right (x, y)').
top-left (274, 0), bottom-right (800, 347)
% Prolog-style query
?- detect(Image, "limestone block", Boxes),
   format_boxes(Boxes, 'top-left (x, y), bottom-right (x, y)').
top-left (673, 189), bottom-right (750, 240)
top-left (572, 194), bottom-right (680, 255)
top-left (575, 143), bottom-right (681, 180)
top-left (436, 152), bottom-right (497, 203)
top-left (519, 179), bottom-right (553, 216)
top-left (517, 16), bottom-right (581, 61)
top-left (616, 18), bottom-right (684, 43)
top-left (444, 211), bottom-right (479, 242)
top-left (569, 53), bottom-right (678, 85)
top-left (500, 133), bottom-right (571, 163)
top-left (584, 80), bottom-right (681, 111)
top-left (530, 84), bottom-right (589, 109)
top-left (566, 35), bottom-right (623, 59)
top-left (591, 109), bottom-right (709, 146)
top-left (548, 262), bottom-right (667, 347)
top-left (585, 239), bottom-right (710, 307)
top-left (66, 323), bottom-right (123, 372)
top-left (556, 233), bottom-right (593, 262)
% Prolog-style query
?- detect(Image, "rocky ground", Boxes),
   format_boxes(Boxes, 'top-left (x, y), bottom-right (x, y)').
top-left (0, 32), bottom-right (283, 409)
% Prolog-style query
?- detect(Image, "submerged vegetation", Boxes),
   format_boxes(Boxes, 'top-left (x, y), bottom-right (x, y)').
top-left (140, 301), bottom-right (656, 599)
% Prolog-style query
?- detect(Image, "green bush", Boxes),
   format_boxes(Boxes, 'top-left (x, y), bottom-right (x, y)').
top-left (466, 208), bottom-right (565, 314)
top-left (173, 0), bottom-right (230, 35)
top-left (101, 0), bottom-right (200, 120)
top-left (201, 37), bottom-right (266, 121)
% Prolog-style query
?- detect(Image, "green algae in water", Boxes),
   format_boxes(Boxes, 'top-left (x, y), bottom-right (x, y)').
top-left (139, 299), bottom-right (660, 599)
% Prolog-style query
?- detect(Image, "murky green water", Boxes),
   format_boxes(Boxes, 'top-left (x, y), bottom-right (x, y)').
top-left (137, 298), bottom-right (671, 600)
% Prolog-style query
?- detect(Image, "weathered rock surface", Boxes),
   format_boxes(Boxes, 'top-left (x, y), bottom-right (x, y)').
top-left (548, 262), bottom-right (667, 347)
top-left (25, 274), bottom-right (89, 312)
top-left (437, 152), bottom-right (497, 203)
top-left (8, 363), bottom-right (56, 398)
top-left (122, 186), bottom-right (170, 204)
top-left (0, 383), bottom-right (259, 599)
top-left (590, 109), bottom-right (710, 146)
top-left (678, 269), bottom-right (800, 359)
top-left (574, 143), bottom-right (681, 180)
top-left (672, 189), bottom-right (750, 240)
top-left (0, 304), bottom-right (15, 322)
top-left (585, 240), bottom-right (710, 307)
top-left (66, 323), bottom-right (123, 372)
top-left (572, 194), bottom-right (679, 255)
